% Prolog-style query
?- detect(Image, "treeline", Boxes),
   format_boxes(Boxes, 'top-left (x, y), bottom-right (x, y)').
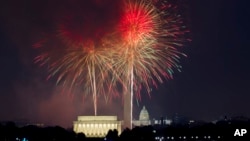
top-left (0, 119), bottom-right (250, 141)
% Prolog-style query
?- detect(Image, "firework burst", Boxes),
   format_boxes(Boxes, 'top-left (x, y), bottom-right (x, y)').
top-left (34, 33), bottom-right (119, 116)
top-left (34, 0), bottom-right (189, 125)
top-left (111, 0), bottom-right (189, 128)
top-left (114, 0), bottom-right (189, 98)
top-left (118, 0), bottom-right (159, 46)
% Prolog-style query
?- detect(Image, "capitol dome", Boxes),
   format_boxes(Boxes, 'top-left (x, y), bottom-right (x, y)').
top-left (139, 106), bottom-right (149, 121)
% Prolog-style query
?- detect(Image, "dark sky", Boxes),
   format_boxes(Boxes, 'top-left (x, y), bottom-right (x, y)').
top-left (0, 0), bottom-right (250, 128)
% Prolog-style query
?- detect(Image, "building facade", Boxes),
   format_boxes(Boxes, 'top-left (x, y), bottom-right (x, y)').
top-left (73, 116), bottom-right (122, 137)
top-left (133, 106), bottom-right (172, 127)
top-left (133, 106), bottom-right (151, 126)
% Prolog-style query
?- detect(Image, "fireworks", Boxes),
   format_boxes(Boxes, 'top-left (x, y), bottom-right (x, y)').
top-left (34, 0), bottom-right (189, 124)
top-left (114, 0), bottom-right (188, 90)
top-left (108, 0), bottom-right (188, 128)
top-left (118, 0), bottom-right (159, 46)
top-left (34, 35), bottom-right (119, 116)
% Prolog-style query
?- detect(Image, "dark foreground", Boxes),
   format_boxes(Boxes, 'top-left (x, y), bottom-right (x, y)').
top-left (1, 118), bottom-right (249, 141)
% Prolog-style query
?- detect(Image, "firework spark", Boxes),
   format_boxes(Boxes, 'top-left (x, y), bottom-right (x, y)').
top-left (34, 0), bottom-right (189, 125)
top-left (118, 0), bottom-right (159, 46)
top-left (34, 34), bottom-right (119, 116)
top-left (34, 0), bottom-right (124, 115)
top-left (112, 0), bottom-right (189, 128)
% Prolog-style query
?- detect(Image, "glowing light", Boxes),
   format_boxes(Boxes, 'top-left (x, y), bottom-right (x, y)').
top-left (112, 0), bottom-right (188, 128)
top-left (34, 0), bottom-right (189, 121)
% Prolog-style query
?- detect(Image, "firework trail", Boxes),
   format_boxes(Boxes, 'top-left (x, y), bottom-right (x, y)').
top-left (34, 0), bottom-right (123, 116)
top-left (112, 0), bottom-right (189, 128)
top-left (34, 33), bottom-right (119, 116)
top-left (34, 0), bottom-right (189, 124)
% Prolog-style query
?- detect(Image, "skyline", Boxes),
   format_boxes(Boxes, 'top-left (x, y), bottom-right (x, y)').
top-left (0, 0), bottom-right (250, 128)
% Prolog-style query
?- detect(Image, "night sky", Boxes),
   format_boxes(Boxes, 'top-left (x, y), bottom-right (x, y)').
top-left (0, 0), bottom-right (250, 128)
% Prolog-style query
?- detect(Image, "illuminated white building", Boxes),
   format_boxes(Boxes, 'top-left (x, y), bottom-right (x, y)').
top-left (133, 106), bottom-right (151, 126)
top-left (133, 106), bottom-right (172, 127)
top-left (73, 116), bottom-right (122, 137)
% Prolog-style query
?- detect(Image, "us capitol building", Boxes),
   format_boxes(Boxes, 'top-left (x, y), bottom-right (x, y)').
top-left (73, 106), bottom-right (171, 137)
top-left (132, 106), bottom-right (151, 126)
